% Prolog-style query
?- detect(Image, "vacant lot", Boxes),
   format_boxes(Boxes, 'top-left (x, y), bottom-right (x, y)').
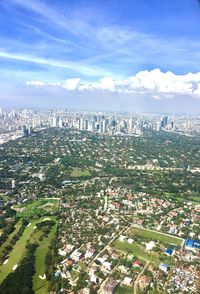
top-left (115, 286), bottom-right (132, 294)
top-left (112, 239), bottom-right (173, 266)
top-left (112, 240), bottom-right (162, 266)
top-left (70, 168), bottom-right (91, 177)
top-left (127, 226), bottom-right (183, 246)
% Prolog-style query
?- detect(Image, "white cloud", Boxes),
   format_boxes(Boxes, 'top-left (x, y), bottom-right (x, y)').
top-left (26, 68), bottom-right (200, 98)
top-left (26, 80), bottom-right (45, 87)
top-left (127, 69), bottom-right (200, 94)
top-left (79, 77), bottom-right (115, 91)
top-left (0, 50), bottom-right (108, 77)
top-left (61, 78), bottom-right (80, 90)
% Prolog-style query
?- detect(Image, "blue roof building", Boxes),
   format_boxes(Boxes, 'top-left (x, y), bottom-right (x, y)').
top-left (185, 239), bottom-right (200, 249)
top-left (165, 248), bottom-right (173, 255)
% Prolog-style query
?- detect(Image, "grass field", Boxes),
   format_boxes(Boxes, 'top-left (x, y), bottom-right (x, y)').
top-left (113, 240), bottom-right (162, 266)
top-left (70, 168), bottom-right (91, 177)
top-left (115, 286), bottom-right (132, 294)
top-left (0, 217), bottom-right (52, 283)
top-left (127, 226), bottom-right (183, 246)
top-left (33, 219), bottom-right (57, 294)
top-left (163, 193), bottom-right (200, 204)
top-left (13, 198), bottom-right (59, 218)
top-left (112, 239), bottom-right (173, 266)
top-left (0, 222), bottom-right (22, 259)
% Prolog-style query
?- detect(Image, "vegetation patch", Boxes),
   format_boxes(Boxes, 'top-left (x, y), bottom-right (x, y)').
top-left (112, 240), bottom-right (171, 266)
top-left (127, 226), bottom-right (183, 246)
top-left (115, 285), bottom-right (133, 294)
top-left (13, 199), bottom-right (59, 218)
top-left (0, 218), bottom-right (51, 283)
top-left (70, 168), bottom-right (91, 178)
top-left (0, 222), bottom-right (21, 259)
top-left (33, 220), bottom-right (57, 294)
top-left (0, 243), bottom-right (37, 294)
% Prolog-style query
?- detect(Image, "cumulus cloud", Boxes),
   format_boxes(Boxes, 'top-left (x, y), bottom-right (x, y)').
top-left (78, 77), bottom-right (115, 92)
top-left (26, 69), bottom-right (200, 98)
top-left (61, 78), bottom-right (80, 90)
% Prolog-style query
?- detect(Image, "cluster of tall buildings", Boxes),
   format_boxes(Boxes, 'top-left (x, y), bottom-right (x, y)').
top-left (22, 125), bottom-right (34, 137)
top-left (50, 113), bottom-right (175, 136)
top-left (51, 114), bottom-right (145, 135)
top-left (2, 107), bottom-right (200, 144)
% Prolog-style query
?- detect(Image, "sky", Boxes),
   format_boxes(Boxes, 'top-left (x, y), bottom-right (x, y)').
top-left (0, 0), bottom-right (200, 113)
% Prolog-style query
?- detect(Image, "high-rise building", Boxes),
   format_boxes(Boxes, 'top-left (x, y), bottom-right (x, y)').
top-left (22, 125), bottom-right (29, 137)
top-left (84, 119), bottom-right (88, 130)
top-left (58, 117), bottom-right (63, 128)
top-left (102, 119), bottom-right (107, 133)
top-left (28, 126), bottom-right (34, 134)
top-left (161, 116), bottom-right (168, 128)
top-left (80, 117), bottom-right (84, 130)
top-left (128, 118), bottom-right (133, 134)
top-left (52, 117), bottom-right (58, 127)
top-left (156, 121), bottom-right (161, 131)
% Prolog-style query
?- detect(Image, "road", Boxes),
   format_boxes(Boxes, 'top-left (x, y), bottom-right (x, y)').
top-left (89, 224), bottom-right (132, 267)
top-left (133, 261), bottom-right (150, 294)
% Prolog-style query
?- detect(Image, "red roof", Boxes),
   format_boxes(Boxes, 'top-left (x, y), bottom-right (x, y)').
top-left (133, 260), bottom-right (142, 267)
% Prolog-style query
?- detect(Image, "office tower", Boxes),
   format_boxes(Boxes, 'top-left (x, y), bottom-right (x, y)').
top-left (28, 126), bottom-right (34, 134)
top-left (84, 119), bottom-right (88, 130)
top-left (99, 121), bottom-right (104, 133)
top-left (161, 116), bottom-right (168, 128)
top-left (88, 121), bottom-right (95, 132)
top-left (156, 121), bottom-right (161, 131)
top-left (76, 118), bottom-right (81, 129)
top-left (58, 117), bottom-right (63, 128)
top-left (22, 125), bottom-right (29, 137)
top-left (163, 116), bottom-right (168, 127)
top-left (52, 117), bottom-right (58, 127)
top-left (80, 117), bottom-right (84, 130)
top-left (102, 119), bottom-right (107, 133)
top-left (128, 118), bottom-right (133, 134)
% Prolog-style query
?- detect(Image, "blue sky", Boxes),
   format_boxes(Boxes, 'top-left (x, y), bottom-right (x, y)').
top-left (0, 0), bottom-right (200, 113)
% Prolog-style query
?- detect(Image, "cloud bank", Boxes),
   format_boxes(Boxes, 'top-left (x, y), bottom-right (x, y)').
top-left (26, 69), bottom-right (200, 98)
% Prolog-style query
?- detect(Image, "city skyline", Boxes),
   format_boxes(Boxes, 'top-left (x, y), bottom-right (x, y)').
top-left (0, 0), bottom-right (200, 113)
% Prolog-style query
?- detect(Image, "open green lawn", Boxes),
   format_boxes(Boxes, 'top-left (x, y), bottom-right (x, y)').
top-left (115, 286), bottom-right (132, 294)
top-left (33, 218), bottom-right (57, 294)
top-left (13, 198), bottom-right (59, 218)
top-left (112, 240), bottom-right (172, 266)
top-left (70, 168), bottom-right (91, 177)
top-left (0, 217), bottom-right (48, 283)
top-left (71, 270), bottom-right (80, 281)
top-left (163, 192), bottom-right (200, 204)
top-left (186, 195), bottom-right (200, 204)
top-left (127, 226), bottom-right (183, 246)
top-left (0, 222), bottom-right (22, 258)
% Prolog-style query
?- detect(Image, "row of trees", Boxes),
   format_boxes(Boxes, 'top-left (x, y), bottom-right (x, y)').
top-left (0, 219), bottom-right (29, 263)
top-left (0, 243), bottom-right (38, 294)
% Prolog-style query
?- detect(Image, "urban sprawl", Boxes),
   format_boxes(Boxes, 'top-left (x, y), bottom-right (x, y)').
top-left (0, 108), bottom-right (199, 294)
